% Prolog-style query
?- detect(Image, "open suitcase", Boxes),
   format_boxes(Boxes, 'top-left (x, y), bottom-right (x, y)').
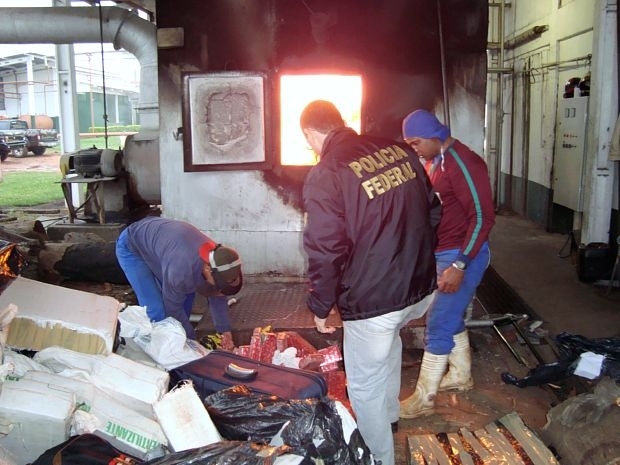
top-left (169, 349), bottom-right (328, 400)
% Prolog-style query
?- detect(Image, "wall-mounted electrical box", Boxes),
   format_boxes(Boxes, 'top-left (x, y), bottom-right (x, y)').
top-left (553, 96), bottom-right (588, 211)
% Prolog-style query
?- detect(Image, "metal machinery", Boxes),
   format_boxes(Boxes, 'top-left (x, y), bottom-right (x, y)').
top-left (58, 148), bottom-right (129, 225)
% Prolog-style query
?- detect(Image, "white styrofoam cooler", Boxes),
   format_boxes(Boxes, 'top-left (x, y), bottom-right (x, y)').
top-left (0, 276), bottom-right (121, 354)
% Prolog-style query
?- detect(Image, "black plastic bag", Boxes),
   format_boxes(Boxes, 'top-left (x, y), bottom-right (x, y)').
top-left (203, 385), bottom-right (374, 465)
top-left (204, 385), bottom-right (315, 442)
top-left (502, 332), bottom-right (620, 387)
top-left (142, 441), bottom-right (288, 465)
top-left (501, 359), bottom-right (576, 387)
top-left (556, 332), bottom-right (620, 382)
top-left (555, 332), bottom-right (620, 361)
top-left (279, 397), bottom-right (374, 465)
top-left (0, 240), bottom-right (27, 294)
top-left (31, 433), bottom-right (143, 465)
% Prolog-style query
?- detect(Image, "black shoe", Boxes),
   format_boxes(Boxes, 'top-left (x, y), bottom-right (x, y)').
top-left (391, 421), bottom-right (398, 433)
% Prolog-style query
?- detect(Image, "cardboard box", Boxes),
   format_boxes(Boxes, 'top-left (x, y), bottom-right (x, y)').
top-left (0, 378), bottom-right (75, 464)
top-left (0, 276), bottom-right (121, 354)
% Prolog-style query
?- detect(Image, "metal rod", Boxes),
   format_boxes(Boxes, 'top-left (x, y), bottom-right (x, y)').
top-left (607, 236), bottom-right (620, 296)
top-left (510, 320), bottom-right (546, 365)
top-left (492, 324), bottom-right (529, 367)
top-left (437, 0), bottom-right (450, 127)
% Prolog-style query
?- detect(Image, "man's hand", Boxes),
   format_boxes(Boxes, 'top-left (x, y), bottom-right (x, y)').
top-left (437, 266), bottom-right (465, 293)
top-left (314, 315), bottom-right (336, 334)
top-left (220, 331), bottom-right (235, 351)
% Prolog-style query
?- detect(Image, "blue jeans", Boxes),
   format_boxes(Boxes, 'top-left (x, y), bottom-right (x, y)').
top-left (425, 242), bottom-right (490, 354)
top-left (116, 228), bottom-right (170, 322)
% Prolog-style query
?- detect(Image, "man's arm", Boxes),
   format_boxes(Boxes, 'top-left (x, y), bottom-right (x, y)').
top-left (162, 289), bottom-right (196, 339)
top-left (208, 295), bottom-right (235, 350)
top-left (449, 147), bottom-right (495, 265)
top-left (303, 168), bottom-right (349, 320)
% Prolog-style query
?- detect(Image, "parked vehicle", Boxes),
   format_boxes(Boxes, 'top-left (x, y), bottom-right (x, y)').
top-left (0, 140), bottom-right (9, 162)
top-left (5, 118), bottom-right (59, 156)
top-left (0, 120), bottom-right (28, 157)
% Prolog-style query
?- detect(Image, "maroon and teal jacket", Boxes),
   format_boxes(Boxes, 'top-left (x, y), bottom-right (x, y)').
top-left (424, 139), bottom-right (495, 266)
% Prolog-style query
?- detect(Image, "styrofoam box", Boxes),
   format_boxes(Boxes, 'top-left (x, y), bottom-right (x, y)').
top-left (21, 371), bottom-right (168, 459)
top-left (153, 381), bottom-right (221, 452)
top-left (22, 369), bottom-right (155, 420)
top-left (0, 276), bottom-right (121, 355)
top-left (0, 378), bottom-right (75, 465)
top-left (34, 347), bottom-right (170, 407)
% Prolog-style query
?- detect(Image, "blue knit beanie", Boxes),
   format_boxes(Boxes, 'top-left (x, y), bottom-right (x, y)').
top-left (402, 110), bottom-right (450, 143)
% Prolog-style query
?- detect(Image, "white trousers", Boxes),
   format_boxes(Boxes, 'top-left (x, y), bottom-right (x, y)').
top-left (343, 294), bottom-right (435, 465)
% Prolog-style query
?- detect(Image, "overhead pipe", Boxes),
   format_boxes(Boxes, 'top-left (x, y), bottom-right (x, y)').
top-left (504, 25), bottom-right (549, 50)
top-left (437, 0), bottom-right (450, 127)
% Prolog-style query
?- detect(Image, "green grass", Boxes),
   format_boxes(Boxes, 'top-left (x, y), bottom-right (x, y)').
top-left (0, 136), bottom-right (128, 208)
top-left (80, 136), bottom-right (124, 150)
top-left (0, 171), bottom-right (65, 207)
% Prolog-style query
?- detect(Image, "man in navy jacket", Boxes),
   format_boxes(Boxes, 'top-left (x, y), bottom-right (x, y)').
top-left (116, 216), bottom-right (242, 349)
top-left (301, 100), bottom-right (439, 465)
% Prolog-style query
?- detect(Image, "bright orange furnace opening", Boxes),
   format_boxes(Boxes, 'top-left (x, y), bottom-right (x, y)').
top-left (280, 74), bottom-right (363, 166)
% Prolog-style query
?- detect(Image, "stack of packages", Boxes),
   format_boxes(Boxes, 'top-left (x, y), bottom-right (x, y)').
top-left (235, 326), bottom-right (349, 410)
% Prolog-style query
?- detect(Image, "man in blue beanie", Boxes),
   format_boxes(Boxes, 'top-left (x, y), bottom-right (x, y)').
top-left (400, 109), bottom-right (495, 418)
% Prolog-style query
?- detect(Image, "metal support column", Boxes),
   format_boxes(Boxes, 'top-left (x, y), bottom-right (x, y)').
top-left (582, 0), bottom-right (618, 243)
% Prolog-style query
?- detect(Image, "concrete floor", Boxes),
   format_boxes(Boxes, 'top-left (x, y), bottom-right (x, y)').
top-left (489, 211), bottom-right (620, 339)
top-left (192, 210), bottom-right (620, 464)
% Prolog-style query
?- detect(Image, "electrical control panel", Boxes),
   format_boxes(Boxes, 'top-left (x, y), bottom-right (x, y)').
top-left (553, 96), bottom-right (588, 211)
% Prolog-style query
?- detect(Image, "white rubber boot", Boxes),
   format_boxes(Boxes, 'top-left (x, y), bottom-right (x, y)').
top-left (438, 330), bottom-right (474, 392)
top-left (399, 352), bottom-right (448, 419)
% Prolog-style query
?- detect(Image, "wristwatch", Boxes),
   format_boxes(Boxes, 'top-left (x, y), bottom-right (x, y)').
top-left (452, 260), bottom-right (467, 271)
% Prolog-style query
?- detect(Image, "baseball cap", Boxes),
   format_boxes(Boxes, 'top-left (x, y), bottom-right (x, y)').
top-left (199, 242), bottom-right (243, 295)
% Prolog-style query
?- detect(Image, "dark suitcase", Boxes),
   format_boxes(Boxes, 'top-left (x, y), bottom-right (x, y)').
top-left (169, 349), bottom-right (328, 400)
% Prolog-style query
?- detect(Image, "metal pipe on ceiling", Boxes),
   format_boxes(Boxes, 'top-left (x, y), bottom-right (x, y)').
top-left (437, 0), bottom-right (450, 127)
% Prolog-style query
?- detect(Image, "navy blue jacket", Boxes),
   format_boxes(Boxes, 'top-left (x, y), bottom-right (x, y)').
top-left (303, 128), bottom-right (440, 320)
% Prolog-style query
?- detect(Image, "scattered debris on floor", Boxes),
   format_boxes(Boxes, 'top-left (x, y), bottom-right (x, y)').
top-left (1, 239), bottom-right (620, 465)
top-left (406, 411), bottom-right (559, 464)
top-left (0, 272), bottom-right (369, 464)
top-left (540, 377), bottom-right (620, 465)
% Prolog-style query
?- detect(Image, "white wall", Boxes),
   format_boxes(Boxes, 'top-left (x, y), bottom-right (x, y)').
top-left (500, 0), bottom-right (594, 190)
top-left (0, 48), bottom-right (140, 120)
top-left (491, 0), bottom-right (618, 228)
top-left (158, 67), bottom-right (308, 277)
top-left (0, 66), bottom-right (56, 118)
